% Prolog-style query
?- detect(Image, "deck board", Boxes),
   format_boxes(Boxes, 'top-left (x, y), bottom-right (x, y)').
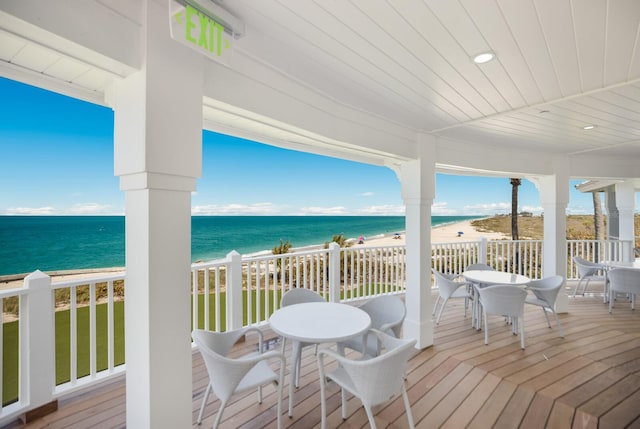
top-left (7, 283), bottom-right (640, 428)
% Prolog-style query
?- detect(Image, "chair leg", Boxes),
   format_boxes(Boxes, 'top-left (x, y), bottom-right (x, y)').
top-left (341, 388), bottom-right (347, 420)
top-left (581, 279), bottom-right (590, 295)
top-left (572, 279), bottom-right (582, 297)
top-left (541, 307), bottom-right (551, 328)
top-left (520, 317), bottom-right (525, 350)
top-left (364, 405), bottom-right (377, 429)
top-left (213, 399), bottom-right (227, 429)
top-left (432, 296), bottom-right (440, 316)
top-left (484, 310), bottom-right (489, 345)
top-left (436, 298), bottom-right (448, 324)
top-left (551, 309), bottom-right (564, 338)
top-left (197, 383), bottom-right (212, 424)
top-left (401, 385), bottom-right (416, 429)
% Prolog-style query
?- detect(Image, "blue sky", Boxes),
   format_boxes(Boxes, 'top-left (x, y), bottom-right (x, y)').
top-left (0, 76), bottom-right (615, 217)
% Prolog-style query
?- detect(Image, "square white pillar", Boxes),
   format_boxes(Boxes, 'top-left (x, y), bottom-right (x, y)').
top-left (400, 139), bottom-right (436, 348)
top-left (108, 1), bottom-right (203, 426)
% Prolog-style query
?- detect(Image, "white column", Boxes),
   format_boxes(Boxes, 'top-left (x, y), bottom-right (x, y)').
top-left (538, 164), bottom-right (569, 313)
top-left (399, 137), bottom-right (436, 349)
top-left (615, 181), bottom-right (636, 261)
top-left (108, 2), bottom-right (203, 427)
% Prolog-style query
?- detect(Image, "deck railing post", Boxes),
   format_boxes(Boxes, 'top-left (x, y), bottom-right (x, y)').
top-left (328, 242), bottom-right (341, 303)
top-left (478, 237), bottom-right (488, 265)
top-left (22, 270), bottom-right (56, 415)
top-left (226, 251), bottom-right (243, 330)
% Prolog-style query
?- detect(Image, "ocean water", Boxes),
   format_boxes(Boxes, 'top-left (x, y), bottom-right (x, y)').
top-left (0, 215), bottom-right (481, 276)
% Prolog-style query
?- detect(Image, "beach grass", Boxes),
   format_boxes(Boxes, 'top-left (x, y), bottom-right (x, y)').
top-left (472, 214), bottom-right (640, 242)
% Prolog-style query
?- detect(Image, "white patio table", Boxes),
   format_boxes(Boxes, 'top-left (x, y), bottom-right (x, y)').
top-left (269, 301), bottom-right (371, 417)
top-left (463, 270), bottom-right (530, 330)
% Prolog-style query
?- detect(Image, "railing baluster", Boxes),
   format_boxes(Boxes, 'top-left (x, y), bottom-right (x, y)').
top-left (70, 286), bottom-right (77, 385)
top-left (108, 280), bottom-right (114, 372)
top-left (89, 283), bottom-right (96, 378)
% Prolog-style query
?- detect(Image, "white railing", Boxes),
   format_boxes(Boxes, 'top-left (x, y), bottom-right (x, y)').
top-left (567, 239), bottom-right (633, 278)
top-left (0, 271), bottom-right (126, 425)
top-left (190, 243), bottom-right (407, 333)
top-left (1, 237), bottom-right (635, 424)
top-left (432, 239), bottom-right (482, 274)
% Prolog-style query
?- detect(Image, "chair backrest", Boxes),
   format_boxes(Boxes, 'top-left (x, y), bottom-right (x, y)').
top-left (280, 288), bottom-right (325, 307)
top-left (573, 256), bottom-right (602, 277)
top-left (478, 285), bottom-right (527, 318)
top-left (338, 329), bottom-right (416, 408)
top-left (527, 275), bottom-right (564, 305)
top-left (465, 263), bottom-right (495, 271)
top-left (608, 268), bottom-right (640, 294)
top-left (192, 328), bottom-right (257, 401)
top-left (432, 269), bottom-right (466, 300)
top-left (359, 295), bottom-right (406, 337)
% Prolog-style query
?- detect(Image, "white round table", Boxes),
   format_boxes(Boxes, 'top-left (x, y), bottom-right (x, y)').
top-left (463, 270), bottom-right (530, 329)
top-left (463, 270), bottom-right (530, 286)
top-left (269, 302), bottom-right (371, 416)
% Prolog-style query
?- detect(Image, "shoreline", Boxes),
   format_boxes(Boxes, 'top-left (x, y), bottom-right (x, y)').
top-left (0, 219), bottom-right (506, 289)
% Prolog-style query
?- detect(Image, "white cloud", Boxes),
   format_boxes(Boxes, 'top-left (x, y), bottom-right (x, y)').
top-left (462, 202), bottom-right (511, 215)
top-left (431, 202), bottom-right (458, 215)
top-left (298, 206), bottom-right (348, 215)
top-left (66, 203), bottom-right (113, 215)
top-left (566, 205), bottom-right (591, 215)
top-left (192, 202), bottom-right (284, 215)
top-left (5, 206), bottom-right (57, 215)
top-left (357, 205), bottom-right (405, 215)
top-left (360, 192), bottom-right (375, 197)
top-left (520, 205), bottom-right (544, 215)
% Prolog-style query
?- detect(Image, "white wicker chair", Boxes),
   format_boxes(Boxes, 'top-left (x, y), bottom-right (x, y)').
top-left (337, 295), bottom-right (406, 357)
top-left (465, 263), bottom-right (495, 271)
top-left (572, 256), bottom-right (606, 297)
top-left (192, 328), bottom-right (285, 429)
top-left (608, 268), bottom-right (640, 313)
top-left (317, 329), bottom-right (416, 429)
top-left (279, 288), bottom-right (325, 386)
top-left (477, 284), bottom-right (528, 349)
top-left (525, 275), bottom-right (565, 338)
top-left (432, 268), bottom-right (471, 324)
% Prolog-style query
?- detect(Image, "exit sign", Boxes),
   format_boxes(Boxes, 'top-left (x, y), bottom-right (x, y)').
top-left (169, 0), bottom-right (233, 65)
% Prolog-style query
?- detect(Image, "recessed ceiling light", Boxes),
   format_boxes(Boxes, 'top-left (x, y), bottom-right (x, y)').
top-left (582, 125), bottom-right (596, 130)
top-left (473, 51), bottom-right (495, 64)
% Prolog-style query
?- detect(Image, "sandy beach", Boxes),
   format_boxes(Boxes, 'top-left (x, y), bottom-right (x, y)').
top-left (357, 219), bottom-right (508, 248)
top-left (1, 219), bottom-right (506, 289)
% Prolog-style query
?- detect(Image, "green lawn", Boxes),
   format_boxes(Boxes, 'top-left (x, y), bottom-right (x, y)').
top-left (2, 287), bottom-right (375, 406)
top-left (2, 289), bottom-right (292, 406)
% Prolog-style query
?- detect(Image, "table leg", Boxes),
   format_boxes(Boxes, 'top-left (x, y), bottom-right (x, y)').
top-left (288, 341), bottom-right (302, 417)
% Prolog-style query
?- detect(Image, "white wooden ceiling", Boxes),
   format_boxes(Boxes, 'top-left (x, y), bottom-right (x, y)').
top-left (224, 0), bottom-right (640, 159)
top-left (2, 0), bottom-right (640, 164)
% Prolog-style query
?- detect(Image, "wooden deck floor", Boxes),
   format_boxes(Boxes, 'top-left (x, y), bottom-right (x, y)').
top-left (9, 283), bottom-right (640, 429)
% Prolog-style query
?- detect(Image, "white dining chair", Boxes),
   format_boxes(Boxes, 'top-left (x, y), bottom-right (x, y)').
top-left (477, 284), bottom-right (528, 349)
top-left (432, 268), bottom-right (471, 325)
top-left (317, 329), bottom-right (416, 429)
top-left (337, 295), bottom-right (406, 357)
top-left (279, 288), bottom-right (325, 387)
top-left (525, 275), bottom-right (565, 338)
top-left (465, 263), bottom-right (495, 271)
top-left (572, 256), bottom-right (607, 297)
top-left (607, 268), bottom-right (640, 313)
top-left (192, 328), bottom-right (285, 429)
